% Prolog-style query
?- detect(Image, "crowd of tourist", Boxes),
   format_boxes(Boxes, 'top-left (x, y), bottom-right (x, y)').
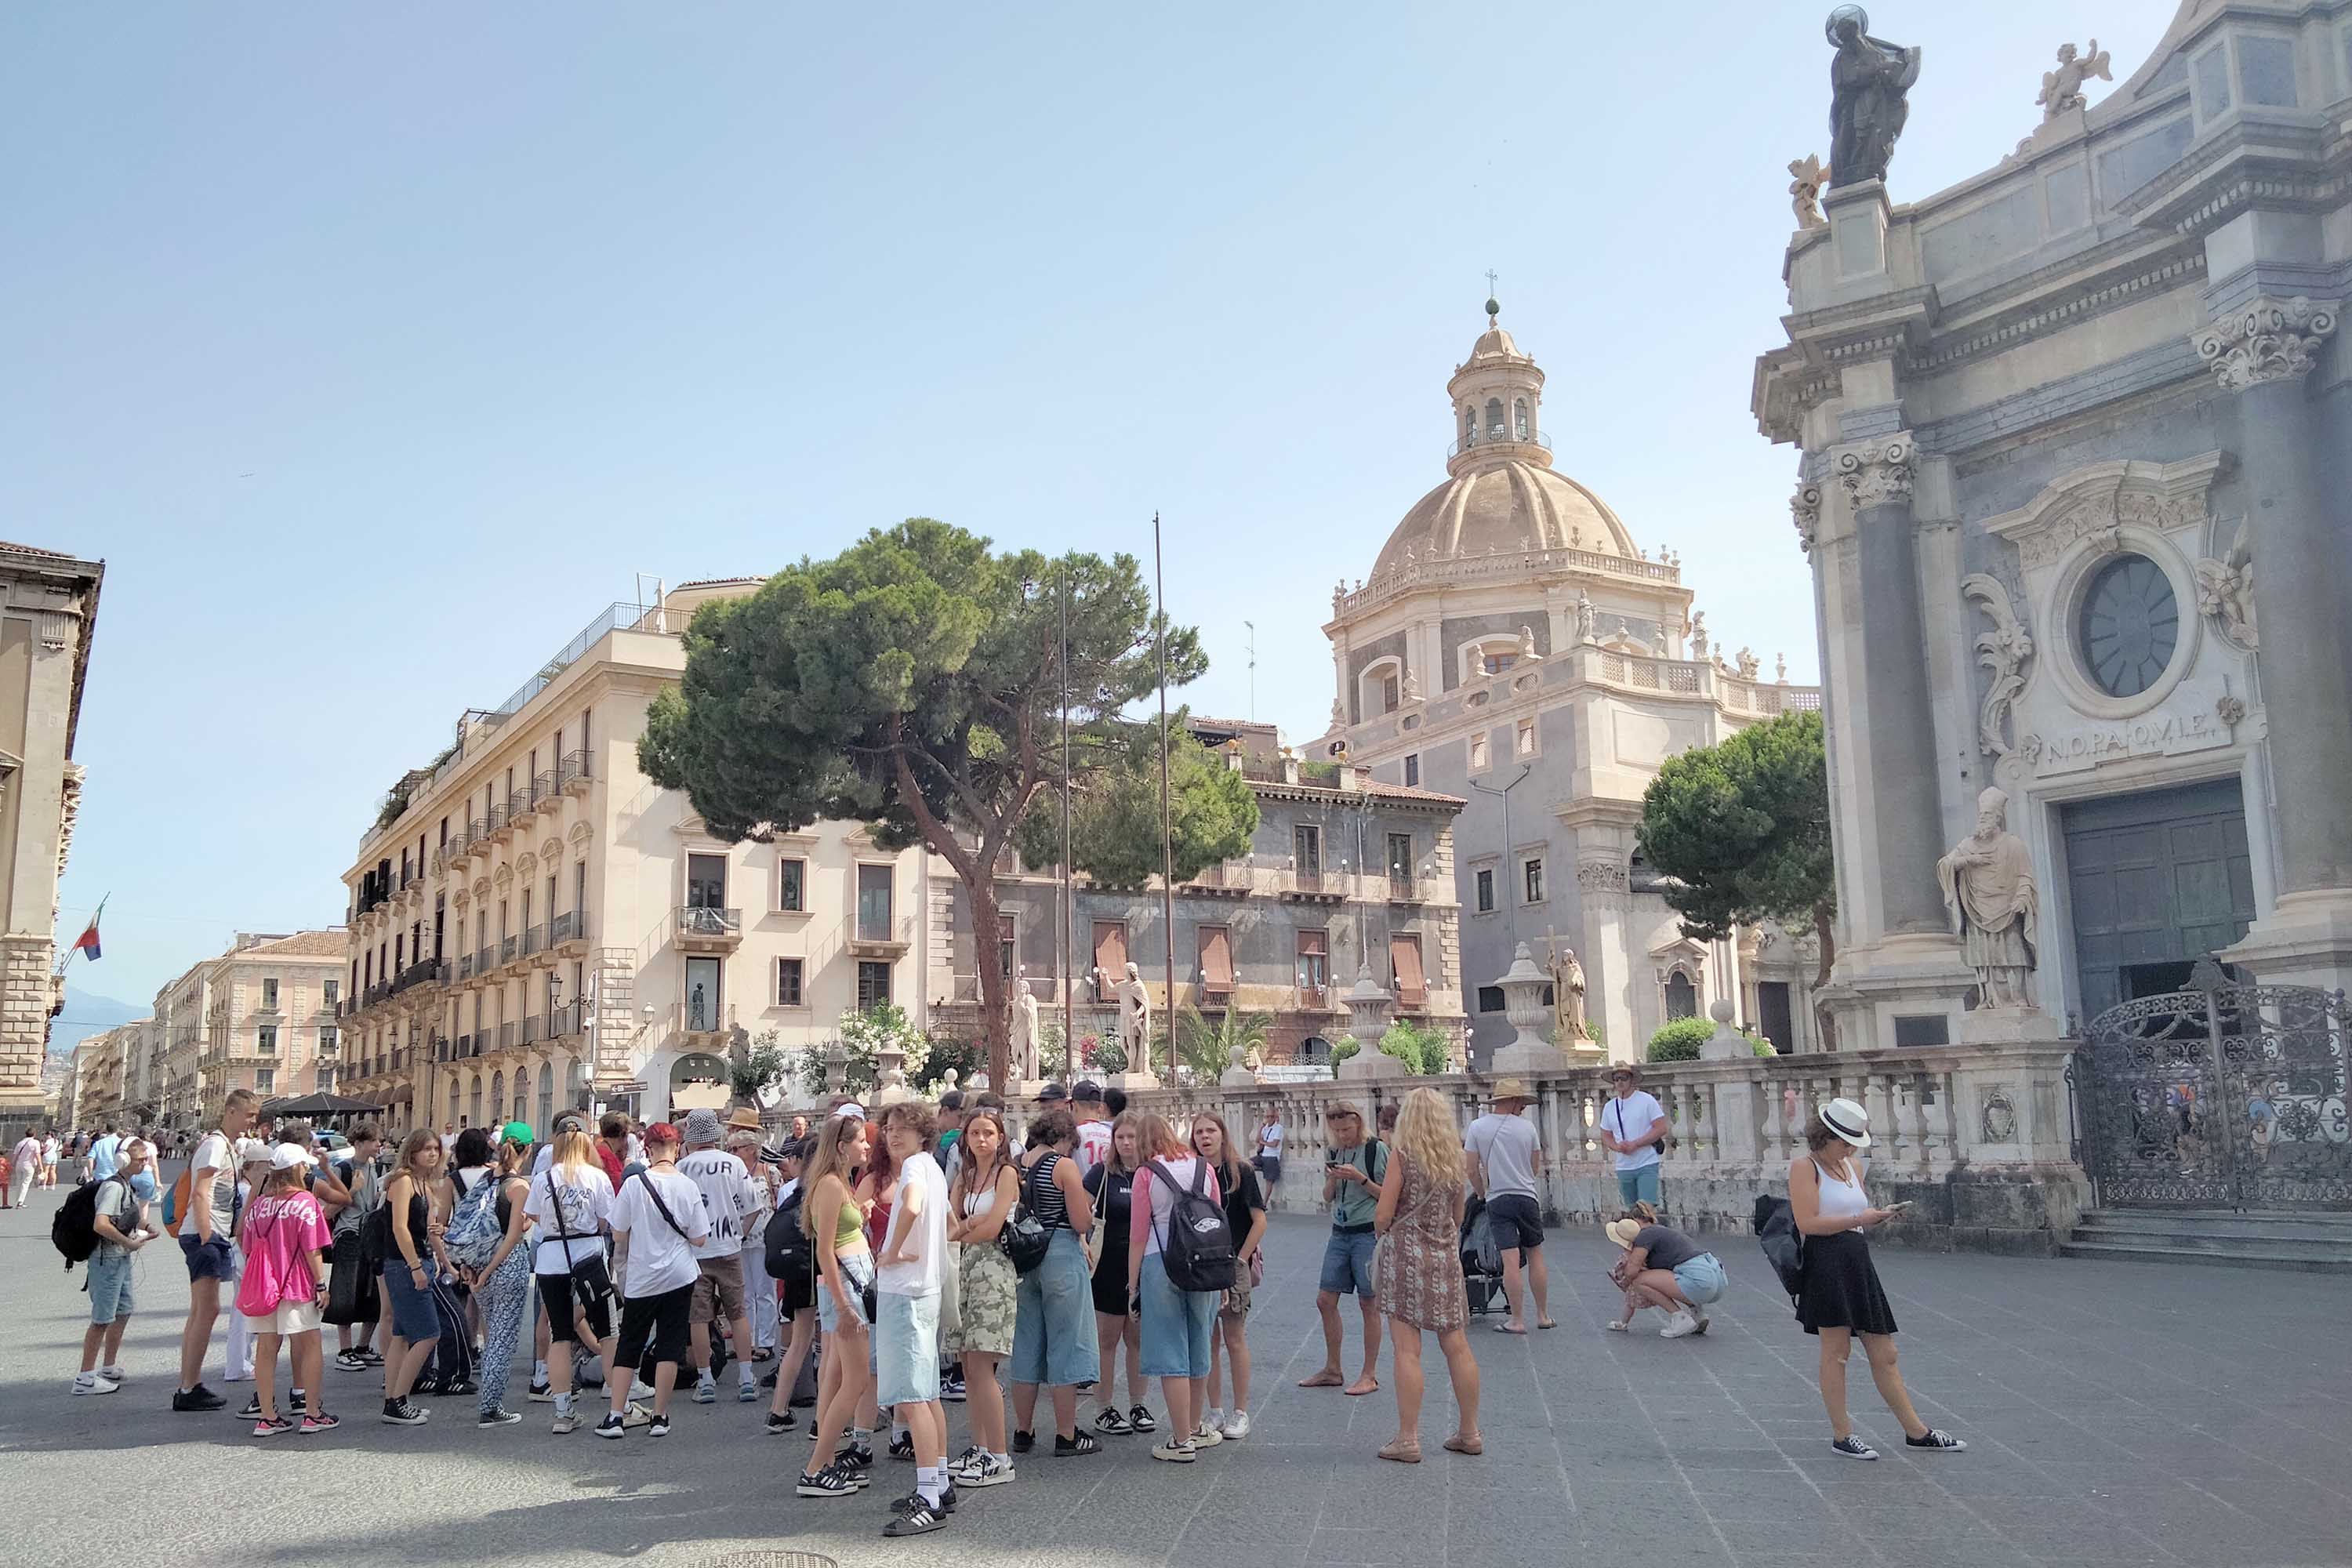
top-left (28, 1062), bottom-right (1965, 1536)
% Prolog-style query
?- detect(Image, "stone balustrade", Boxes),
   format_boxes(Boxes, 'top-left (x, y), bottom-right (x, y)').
top-left (1111, 1041), bottom-right (2088, 1255)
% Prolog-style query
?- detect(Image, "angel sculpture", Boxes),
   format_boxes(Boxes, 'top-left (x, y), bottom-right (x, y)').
top-left (2038, 41), bottom-right (2111, 120)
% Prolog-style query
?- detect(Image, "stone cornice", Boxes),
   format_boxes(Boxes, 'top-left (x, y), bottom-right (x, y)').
top-left (2112, 116), bottom-right (2352, 236)
top-left (1907, 245), bottom-right (2208, 375)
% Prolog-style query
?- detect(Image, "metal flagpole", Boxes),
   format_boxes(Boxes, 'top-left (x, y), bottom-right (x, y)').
top-left (1153, 512), bottom-right (1177, 1083)
top-left (1061, 566), bottom-right (1076, 1081)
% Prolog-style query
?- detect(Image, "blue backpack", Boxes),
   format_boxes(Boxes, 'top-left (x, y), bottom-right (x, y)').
top-left (443, 1173), bottom-right (504, 1270)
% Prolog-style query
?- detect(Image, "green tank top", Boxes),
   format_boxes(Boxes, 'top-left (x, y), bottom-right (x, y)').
top-left (833, 1184), bottom-right (867, 1252)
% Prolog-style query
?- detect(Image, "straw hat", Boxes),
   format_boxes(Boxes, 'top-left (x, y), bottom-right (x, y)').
top-left (1605, 1218), bottom-right (1645, 1249)
top-left (1490, 1077), bottom-right (1534, 1105)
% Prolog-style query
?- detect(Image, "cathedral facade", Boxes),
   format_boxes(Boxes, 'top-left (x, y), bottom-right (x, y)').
top-left (1322, 307), bottom-right (1824, 1066)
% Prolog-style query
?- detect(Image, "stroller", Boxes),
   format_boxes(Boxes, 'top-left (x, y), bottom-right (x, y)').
top-left (1460, 1194), bottom-right (1506, 1316)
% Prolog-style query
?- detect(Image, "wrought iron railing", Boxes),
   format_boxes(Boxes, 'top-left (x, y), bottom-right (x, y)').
top-left (679, 906), bottom-right (743, 938)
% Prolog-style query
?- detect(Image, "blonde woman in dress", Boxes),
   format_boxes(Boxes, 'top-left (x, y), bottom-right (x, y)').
top-left (1371, 1088), bottom-right (1482, 1462)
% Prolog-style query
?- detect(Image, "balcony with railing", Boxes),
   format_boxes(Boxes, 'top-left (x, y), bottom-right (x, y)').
top-left (532, 771), bottom-right (561, 813)
top-left (676, 905), bottom-right (743, 954)
top-left (550, 909), bottom-right (585, 949)
top-left (547, 999), bottom-right (584, 1038)
top-left (506, 788), bottom-right (533, 826)
top-left (1445, 424), bottom-right (1552, 462)
top-left (455, 1032), bottom-right (474, 1058)
top-left (486, 800), bottom-right (511, 839)
top-left (520, 1013), bottom-right (543, 1047)
top-left (523, 923), bottom-right (546, 959)
top-left (456, 952), bottom-right (475, 982)
top-left (560, 750), bottom-right (592, 795)
top-left (476, 946), bottom-right (494, 977)
top-left (851, 909), bottom-right (915, 958)
top-left (499, 934), bottom-right (519, 967)
top-left (497, 1022), bottom-right (517, 1051)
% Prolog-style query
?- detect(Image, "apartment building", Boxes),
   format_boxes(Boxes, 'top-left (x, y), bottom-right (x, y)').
top-left (927, 718), bottom-right (1471, 1069)
top-left (67, 1020), bottom-right (140, 1127)
top-left (181, 931), bottom-right (348, 1124)
top-left (337, 583), bottom-right (931, 1132)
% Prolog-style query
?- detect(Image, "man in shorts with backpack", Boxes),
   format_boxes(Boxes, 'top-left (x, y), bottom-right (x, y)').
top-left (74, 1137), bottom-right (159, 1393)
top-left (1298, 1102), bottom-right (1385, 1397)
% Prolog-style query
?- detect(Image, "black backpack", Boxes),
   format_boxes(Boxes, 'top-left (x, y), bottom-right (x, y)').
top-left (996, 1159), bottom-right (1053, 1276)
top-left (1753, 1193), bottom-right (1806, 1301)
top-left (1145, 1158), bottom-right (1236, 1293)
top-left (764, 1186), bottom-right (813, 1292)
top-left (51, 1177), bottom-right (121, 1269)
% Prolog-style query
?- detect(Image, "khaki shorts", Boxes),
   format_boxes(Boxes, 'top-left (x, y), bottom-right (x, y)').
top-left (244, 1298), bottom-right (324, 1336)
top-left (691, 1254), bottom-right (747, 1326)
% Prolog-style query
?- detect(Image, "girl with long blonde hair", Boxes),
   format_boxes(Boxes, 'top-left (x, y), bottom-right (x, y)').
top-left (795, 1114), bottom-right (878, 1499)
top-left (1190, 1111), bottom-right (1268, 1442)
top-left (1086, 1110), bottom-right (1152, 1436)
top-left (1371, 1087), bottom-right (1480, 1462)
top-left (528, 1128), bottom-right (622, 1432)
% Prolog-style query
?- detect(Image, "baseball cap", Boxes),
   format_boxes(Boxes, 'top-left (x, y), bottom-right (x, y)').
top-left (1072, 1079), bottom-right (1104, 1103)
top-left (832, 1102), bottom-right (867, 1122)
top-left (270, 1143), bottom-right (318, 1171)
top-left (1035, 1082), bottom-right (1069, 1104)
top-left (234, 1138), bottom-right (272, 1166)
top-left (682, 1108), bottom-right (724, 1146)
top-left (499, 1120), bottom-right (535, 1147)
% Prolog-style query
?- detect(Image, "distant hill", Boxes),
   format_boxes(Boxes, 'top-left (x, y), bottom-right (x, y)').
top-left (47, 990), bottom-right (147, 1058)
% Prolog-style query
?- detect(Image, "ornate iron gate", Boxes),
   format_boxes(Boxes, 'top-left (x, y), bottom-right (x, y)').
top-left (2077, 960), bottom-right (2351, 1210)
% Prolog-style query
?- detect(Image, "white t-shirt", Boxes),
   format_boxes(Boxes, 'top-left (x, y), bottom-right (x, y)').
top-left (10, 1136), bottom-right (39, 1173)
top-left (524, 1166), bottom-right (614, 1276)
top-left (608, 1166), bottom-right (707, 1298)
top-left (742, 1168), bottom-right (775, 1252)
top-left (1604, 1091), bottom-right (1667, 1172)
top-left (1075, 1119), bottom-right (1112, 1174)
top-left (191, 1131), bottom-right (238, 1237)
top-left (877, 1150), bottom-right (948, 1298)
top-left (1465, 1112), bottom-right (1541, 1200)
top-left (675, 1147), bottom-right (755, 1261)
top-left (1257, 1121), bottom-right (1286, 1158)
top-left (1138, 1153), bottom-right (1218, 1259)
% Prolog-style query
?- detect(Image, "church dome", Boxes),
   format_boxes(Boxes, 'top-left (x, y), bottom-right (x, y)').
top-left (1366, 304), bottom-right (1639, 579)
top-left (1371, 462), bottom-right (1635, 579)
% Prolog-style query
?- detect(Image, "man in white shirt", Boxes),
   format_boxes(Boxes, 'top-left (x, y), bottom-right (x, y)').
top-left (1071, 1081), bottom-right (1113, 1174)
top-left (600, 1120), bottom-right (708, 1439)
top-left (1599, 1065), bottom-right (1669, 1211)
top-left (1464, 1078), bottom-right (1553, 1334)
top-left (174, 1088), bottom-right (257, 1412)
top-left (673, 1108), bottom-right (759, 1405)
top-left (6, 1127), bottom-right (40, 1207)
top-left (874, 1102), bottom-right (952, 1537)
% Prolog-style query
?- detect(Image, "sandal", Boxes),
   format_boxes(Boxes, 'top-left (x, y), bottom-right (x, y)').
top-left (1443, 1432), bottom-right (1484, 1455)
top-left (1491, 1323), bottom-right (1526, 1335)
top-left (1377, 1439), bottom-right (1422, 1464)
top-left (1298, 1370), bottom-right (1345, 1388)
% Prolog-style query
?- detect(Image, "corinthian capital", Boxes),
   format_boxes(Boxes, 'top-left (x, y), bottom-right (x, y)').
top-left (2193, 296), bottom-right (2338, 392)
top-left (1836, 438), bottom-right (1914, 510)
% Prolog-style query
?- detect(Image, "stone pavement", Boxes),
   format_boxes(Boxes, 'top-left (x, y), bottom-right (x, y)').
top-left (3, 1195), bottom-right (2347, 1568)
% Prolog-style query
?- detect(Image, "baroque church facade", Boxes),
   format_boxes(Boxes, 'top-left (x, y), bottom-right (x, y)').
top-left (1753, 0), bottom-right (2352, 1057)
top-left (1319, 307), bottom-right (1824, 1067)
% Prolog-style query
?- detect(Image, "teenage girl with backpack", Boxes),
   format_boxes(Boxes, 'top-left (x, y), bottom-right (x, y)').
top-left (1126, 1112), bottom-right (1221, 1463)
top-left (1192, 1112), bottom-right (1266, 1443)
top-left (458, 1124), bottom-right (536, 1427)
top-left (237, 1145), bottom-right (336, 1436)
top-left (943, 1107), bottom-right (1020, 1487)
top-left (1007, 1108), bottom-right (1100, 1460)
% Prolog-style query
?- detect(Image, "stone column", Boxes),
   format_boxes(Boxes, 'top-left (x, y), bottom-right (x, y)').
top-left (2200, 299), bottom-right (2352, 987)
top-left (1835, 437), bottom-right (1948, 937)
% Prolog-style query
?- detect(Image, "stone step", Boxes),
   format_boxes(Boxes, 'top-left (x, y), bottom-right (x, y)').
top-left (2074, 1208), bottom-right (2352, 1244)
top-left (2058, 1237), bottom-right (2352, 1274)
top-left (2072, 1222), bottom-right (2352, 1254)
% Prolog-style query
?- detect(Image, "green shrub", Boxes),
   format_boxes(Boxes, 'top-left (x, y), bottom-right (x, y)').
top-left (1379, 1021), bottom-right (1451, 1074)
top-left (1645, 1017), bottom-right (1718, 1062)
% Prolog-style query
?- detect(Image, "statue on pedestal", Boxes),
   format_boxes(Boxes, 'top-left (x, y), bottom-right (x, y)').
top-left (1543, 928), bottom-right (1592, 1043)
top-left (1007, 966), bottom-right (1040, 1083)
top-left (1689, 611), bottom-right (1709, 659)
top-left (1936, 787), bottom-right (2040, 1009)
top-left (1576, 590), bottom-right (1598, 644)
top-left (1826, 6), bottom-right (1921, 189)
top-left (1116, 961), bottom-right (1152, 1063)
top-left (2038, 41), bottom-right (2111, 120)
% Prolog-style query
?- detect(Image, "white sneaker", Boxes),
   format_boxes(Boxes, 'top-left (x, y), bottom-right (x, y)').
top-left (1219, 1410), bottom-right (1251, 1440)
top-left (100, 1366), bottom-right (126, 1382)
top-left (1203, 1406), bottom-right (1225, 1434)
top-left (630, 1379), bottom-right (656, 1402)
top-left (1661, 1310), bottom-right (1701, 1339)
top-left (73, 1373), bottom-right (120, 1396)
top-left (1190, 1421), bottom-right (1224, 1448)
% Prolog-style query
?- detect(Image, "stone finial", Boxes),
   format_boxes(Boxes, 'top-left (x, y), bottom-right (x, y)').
top-left (1788, 154), bottom-right (1831, 227)
top-left (2193, 297), bottom-right (2339, 392)
top-left (2038, 40), bottom-right (2111, 120)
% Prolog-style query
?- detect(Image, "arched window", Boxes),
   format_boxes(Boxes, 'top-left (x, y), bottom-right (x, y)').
top-left (537, 1062), bottom-right (554, 1128)
top-left (1664, 971), bottom-right (1697, 1020)
top-left (468, 1074), bottom-right (482, 1127)
top-left (564, 1055), bottom-right (586, 1114)
top-left (1463, 405), bottom-right (1477, 446)
top-left (1514, 397), bottom-right (1530, 439)
top-left (448, 1080), bottom-right (460, 1126)
top-left (490, 1071), bottom-right (504, 1124)
top-left (1485, 398), bottom-right (1504, 440)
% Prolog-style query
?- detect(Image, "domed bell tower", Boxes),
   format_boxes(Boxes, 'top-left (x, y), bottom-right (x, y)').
top-left (1447, 297), bottom-right (1551, 480)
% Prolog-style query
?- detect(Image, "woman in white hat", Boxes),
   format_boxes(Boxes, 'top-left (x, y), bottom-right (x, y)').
top-left (1788, 1097), bottom-right (1965, 1461)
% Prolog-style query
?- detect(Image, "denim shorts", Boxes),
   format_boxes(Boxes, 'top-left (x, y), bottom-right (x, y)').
top-left (88, 1250), bottom-right (136, 1323)
top-left (1010, 1228), bottom-right (1098, 1387)
top-left (1319, 1228), bottom-right (1378, 1297)
top-left (1138, 1251), bottom-right (1217, 1379)
top-left (818, 1250), bottom-right (874, 1336)
top-left (381, 1259), bottom-right (442, 1343)
top-left (874, 1290), bottom-right (942, 1407)
top-left (1673, 1252), bottom-right (1726, 1306)
top-left (180, 1233), bottom-right (235, 1283)
top-left (1615, 1164), bottom-right (1662, 1208)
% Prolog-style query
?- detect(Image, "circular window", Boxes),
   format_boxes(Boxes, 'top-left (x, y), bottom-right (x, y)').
top-left (2077, 554), bottom-right (2180, 699)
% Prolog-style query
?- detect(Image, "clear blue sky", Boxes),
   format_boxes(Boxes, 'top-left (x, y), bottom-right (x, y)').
top-left (7, 2), bottom-right (2172, 1011)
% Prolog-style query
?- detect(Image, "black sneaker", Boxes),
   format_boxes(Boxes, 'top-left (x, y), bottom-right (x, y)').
top-left (796, 1464), bottom-right (857, 1498)
top-left (478, 1408), bottom-right (523, 1427)
top-left (648, 1414), bottom-right (671, 1438)
top-left (381, 1398), bottom-right (428, 1426)
top-left (410, 1377), bottom-right (444, 1398)
top-left (758, 1369), bottom-right (779, 1389)
top-left (290, 1388), bottom-right (306, 1414)
top-left (444, 1378), bottom-right (477, 1398)
top-left (765, 1410), bottom-right (799, 1435)
top-left (1831, 1435), bottom-right (1879, 1461)
top-left (941, 1374), bottom-right (966, 1403)
top-left (888, 1432), bottom-right (916, 1461)
top-left (883, 1497), bottom-right (947, 1536)
top-left (789, 1390), bottom-right (816, 1408)
top-left (238, 1395), bottom-right (263, 1419)
top-left (594, 1414), bottom-right (626, 1439)
top-left (527, 1381), bottom-right (554, 1403)
top-left (843, 1443), bottom-right (875, 1472)
top-left (1011, 1429), bottom-right (1036, 1454)
top-left (335, 1349), bottom-right (367, 1372)
top-left (1054, 1431), bottom-right (1100, 1457)
top-left (1093, 1406), bottom-right (1132, 1435)
top-left (357, 1348), bottom-right (385, 1367)
top-left (1128, 1404), bottom-right (1157, 1434)
top-left (1905, 1428), bottom-right (1967, 1452)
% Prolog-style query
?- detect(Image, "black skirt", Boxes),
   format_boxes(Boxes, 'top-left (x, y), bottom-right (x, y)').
top-left (1798, 1230), bottom-right (1897, 1337)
